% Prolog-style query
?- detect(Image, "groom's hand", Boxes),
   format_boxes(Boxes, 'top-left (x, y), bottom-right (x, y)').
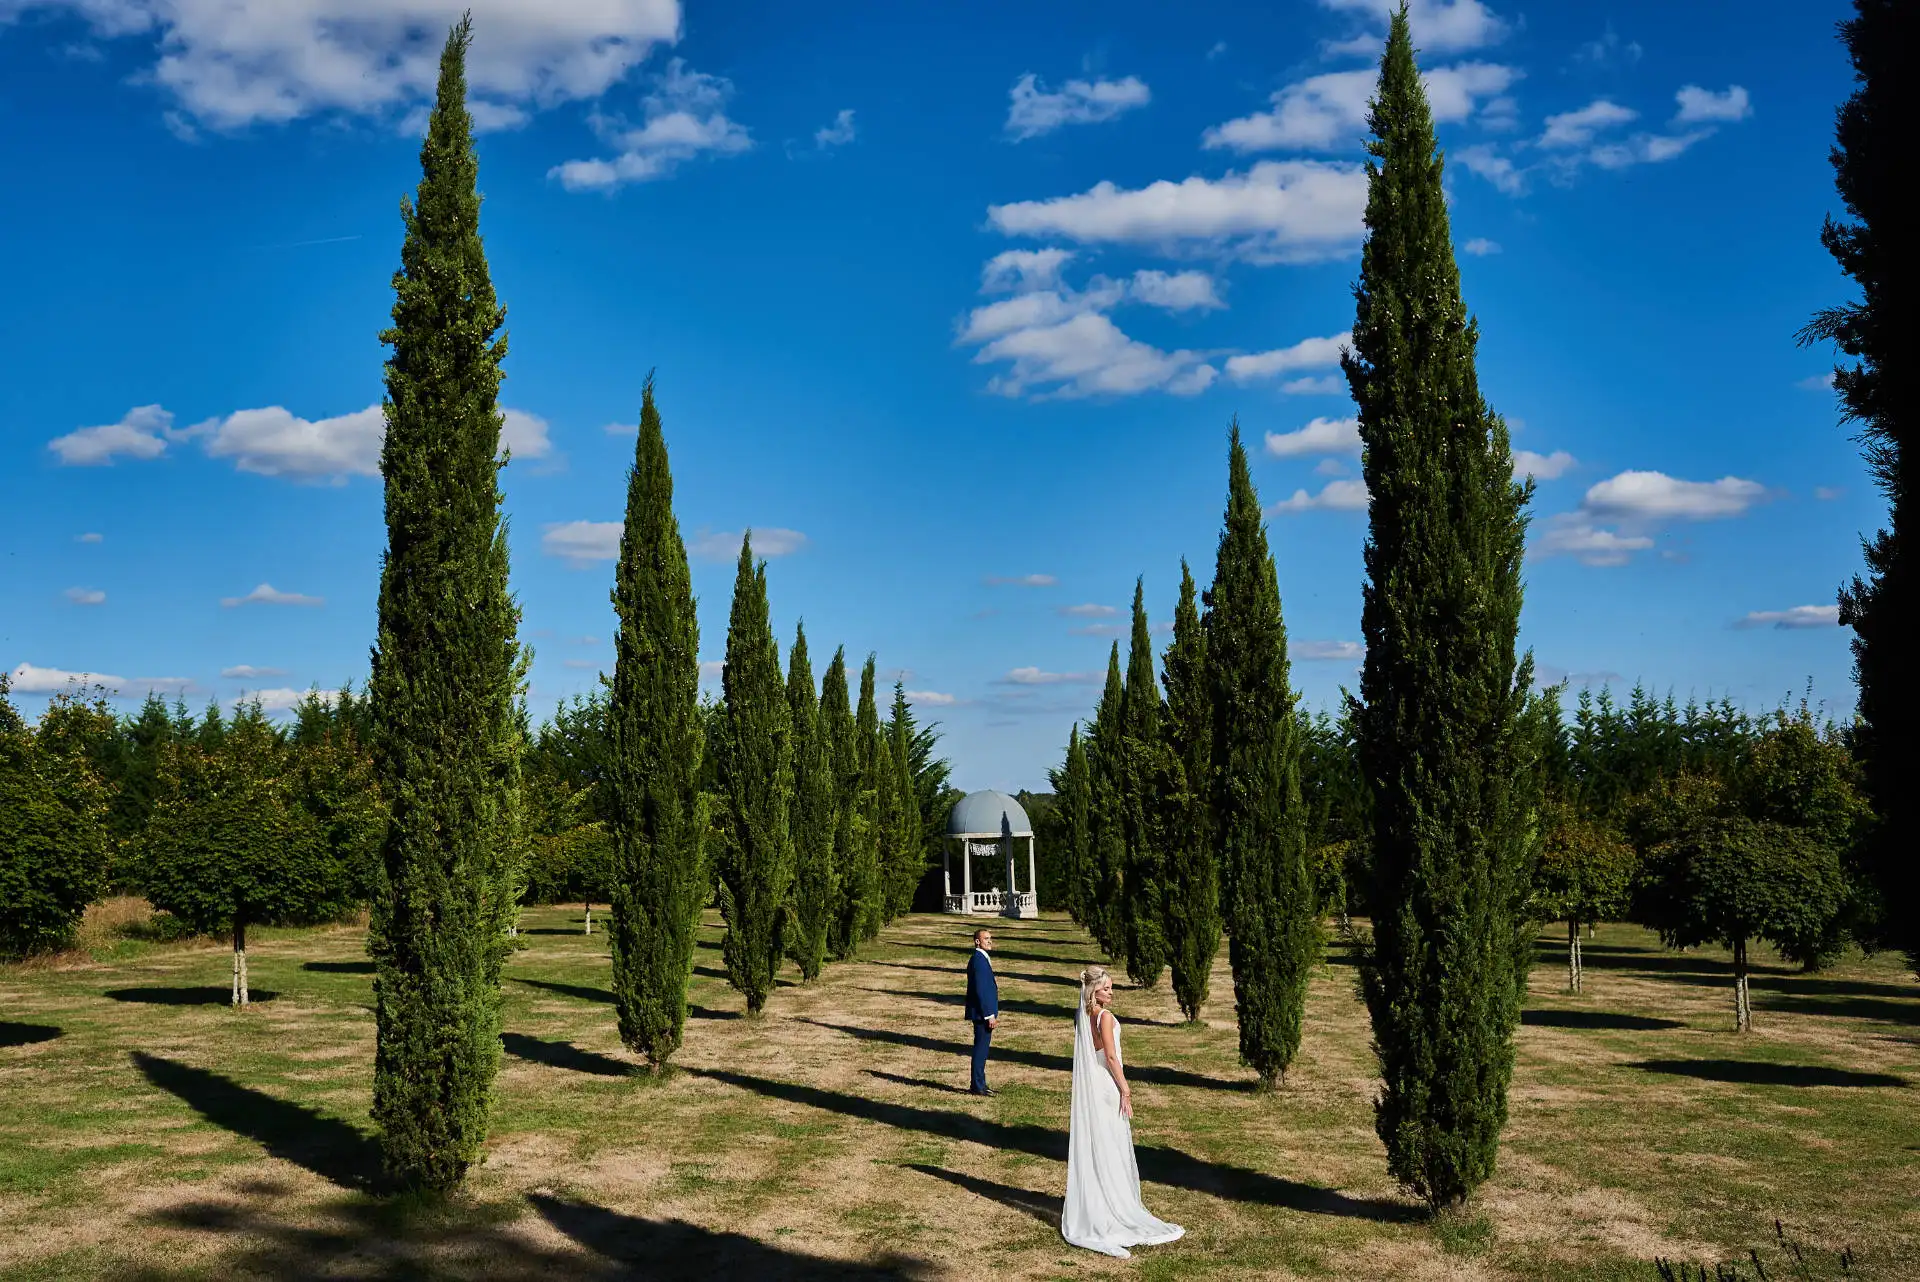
top-left (987, 1015), bottom-right (998, 1028)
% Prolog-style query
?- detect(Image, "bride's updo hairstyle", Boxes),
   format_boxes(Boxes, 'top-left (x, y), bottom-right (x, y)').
top-left (1079, 965), bottom-right (1111, 1011)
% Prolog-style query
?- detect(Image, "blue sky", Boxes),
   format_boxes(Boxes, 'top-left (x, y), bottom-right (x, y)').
top-left (0, 0), bottom-right (1868, 791)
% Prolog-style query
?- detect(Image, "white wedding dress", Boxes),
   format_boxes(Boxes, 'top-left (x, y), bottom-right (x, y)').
top-left (1061, 1001), bottom-right (1185, 1258)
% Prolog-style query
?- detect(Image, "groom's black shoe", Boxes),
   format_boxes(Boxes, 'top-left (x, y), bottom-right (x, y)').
top-left (970, 1087), bottom-right (996, 1096)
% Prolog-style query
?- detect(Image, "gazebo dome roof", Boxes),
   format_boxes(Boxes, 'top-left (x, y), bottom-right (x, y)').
top-left (947, 789), bottom-right (1033, 838)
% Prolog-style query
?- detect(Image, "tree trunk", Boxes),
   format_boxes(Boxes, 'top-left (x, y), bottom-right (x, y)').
top-left (1733, 935), bottom-right (1751, 1032)
top-left (232, 918), bottom-right (249, 1007)
top-left (584, 902), bottom-right (592, 935)
top-left (1567, 919), bottom-right (1581, 993)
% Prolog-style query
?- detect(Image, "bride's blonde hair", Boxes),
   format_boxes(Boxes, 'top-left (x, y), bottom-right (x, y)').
top-left (1079, 965), bottom-right (1111, 1011)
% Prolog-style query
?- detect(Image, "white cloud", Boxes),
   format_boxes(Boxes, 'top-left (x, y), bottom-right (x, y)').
top-left (63, 587), bottom-right (106, 606)
top-left (1732, 604), bottom-right (1839, 630)
top-left (1265, 416), bottom-right (1360, 458)
top-left (221, 582), bottom-right (324, 607)
top-left (1321, 0), bottom-right (1508, 52)
top-left (1674, 84), bottom-right (1751, 124)
top-left (1128, 269), bottom-right (1224, 312)
top-left (1069, 623), bottom-right (1126, 638)
top-left (688, 527), bottom-right (809, 561)
top-left (1798, 371), bottom-right (1836, 391)
top-left (1588, 130), bottom-right (1709, 169)
top-left (1463, 237), bottom-right (1501, 256)
top-left (905, 689), bottom-right (958, 706)
top-left (549, 59), bottom-right (751, 191)
top-left (1227, 331), bottom-right (1349, 383)
top-left (814, 107), bottom-right (856, 148)
top-left (699, 659), bottom-right (726, 680)
top-left (981, 248), bottom-right (1075, 294)
top-left (1270, 478), bottom-right (1369, 513)
top-left (7, 662), bottom-right (192, 695)
top-left (1576, 27), bottom-right (1642, 67)
top-left (76, 532), bottom-right (104, 543)
top-left (46, 404), bottom-right (177, 465)
top-left (238, 687), bottom-right (315, 713)
top-left (1005, 73), bottom-right (1150, 141)
top-left (561, 658), bottom-right (599, 670)
top-left (987, 160), bottom-right (1368, 263)
top-left (1581, 470), bottom-right (1767, 522)
top-left (1814, 486), bottom-right (1843, 501)
top-left (7, 0), bottom-right (682, 131)
top-left (999, 667), bottom-right (1098, 685)
top-left (985, 574), bottom-right (1058, 587)
top-left (1282, 375), bottom-right (1346, 396)
top-left (542, 520), bottom-right (621, 565)
top-left (1513, 449), bottom-right (1575, 481)
top-left (974, 311), bottom-right (1217, 399)
top-left (499, 408), bottom-right (552, 460)
top-left (221, 664), bottom-right (288, 679)
top-left (192, 404), bottom-right (385, 480)
top-left (1532, 515), bottom-right (1655, 566)
top-left (1296, 639), bottom-right (1363, 661)
top-left (1204, 64), bottom-right (1519, 154)
top-left (1059, 603), bottom-right (1117, 618)
top-left (1424, 62), bottom-right (1522, 123)
top-left (1456, 144), bottom-right (1525, 194)
top-left (1315, 458), bottom-right (1348, 476)
top-left (1539, 99), bottom-right (1637, 148)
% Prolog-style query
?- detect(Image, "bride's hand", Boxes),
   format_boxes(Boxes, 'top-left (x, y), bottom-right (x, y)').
top-left (1119, 1086), bottom-right (1133, 1119)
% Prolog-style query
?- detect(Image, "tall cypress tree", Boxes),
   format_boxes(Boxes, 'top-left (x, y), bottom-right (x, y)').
top-left (1348, 9), bottom-right (1535, 1208)
top-left (366, 15), bottom-right (522, 1191)
top-left (716, 535), bottom-right (795, 1014)
top-left (607, 376), bottom-right (706, 1068)
top-left (1803, 0), bottom-right (1915, 966)
top-left (1086, 644), bottom-right (1128, 958)
top-left (1057, 724), bottom-right (1093, 925)
top-left (821, 648), bottom-right (865, 959)
top-left (854, 655), bottom-right (885, 942)
top-left (1207, 425), bottom-right (1316, 1089)
top-left (786, 623), bottom-right (835, 979)
top-left (886, 682), bottom-right (924, 915)
top-left (1162, 559), bottom-right (1219, 1022)
top-left (1121, 579), bottom-right (1168, 988)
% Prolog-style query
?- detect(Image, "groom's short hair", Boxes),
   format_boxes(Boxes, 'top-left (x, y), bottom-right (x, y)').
top-left (973, 928), bottom-right (990, 944)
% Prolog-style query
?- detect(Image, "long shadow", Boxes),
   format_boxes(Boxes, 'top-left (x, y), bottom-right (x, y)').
top-left (1521, 1009), bottom-right (1683, 1031)
top-left (1630, 1059), bottom-right (1908, 1089)
top-left (800, 1019), bottom-right (1246, 1094)
top-left (861, 989), bottom-right (1184, 1028)
top-left (689, 1004), bottom-right (743, 1021)
top-left (502, 1032), bottom-right (632, 1078)
top-left (0, 1021), bottom-right (61, 1048)
top-left (690, 1068), bottom-right (1411, 1223)
top-left (529, 1192), bottom-right (935, 1279)
top-left (105, 986), bottom-right (278, 1005)
top-left (521, 927), bottom-right (590, 936)
top-left (874, 961), bottom-right (1080, 988)
top-left (1759, 993), bottom-right (1920, 1025)
top-left (513, 977), bottom-right (613, 1004)
top-left (1749, 974), bottom-right (1920, 1000)
top-left (904, 1163), bottom-right (1060, 1228)
top-left (1575, 946), bottom-right (1796, 980)
top-left (917, 943), bottom-right (1092, 966)
top-left (131, 1052), bottom-right (381, 1191)
top-left (302, 960), bottom-right (374, 975)
top-left (864, 1069), bottom-right (970, 1095)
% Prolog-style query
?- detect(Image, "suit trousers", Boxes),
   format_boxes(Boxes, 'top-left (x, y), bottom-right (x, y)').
top-left (970, 1019), bottom-right (993, 1091)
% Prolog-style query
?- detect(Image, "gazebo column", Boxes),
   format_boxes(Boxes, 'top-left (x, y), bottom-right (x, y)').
top-left (1027, 836), bottom-right (1038, 916)
top-left (962, 839), bottom-right (972, 911)
top-left (942, 838), bottom-right (951, 901)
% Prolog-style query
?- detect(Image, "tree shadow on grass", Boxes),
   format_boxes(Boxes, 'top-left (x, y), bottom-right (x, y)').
top-left (689, 1067), bottom-right (1413, 1223)
top-left (917, 943), bottom-right (1092, 966)
top-left (1630, 1059), bottom-right (1908, 1089)
top-left (864, 1069), bottom-right (970, 1095)
top-left (800, 1019), bottom-right (1242, 1092)
top-left (512, 977), bottom-right (612, 1004)
top-left (521, 927), bottom-right (590, 936)
top-left (688, 1004), bottom-right (742, 1021)
top-left (106, 986), bottom-right (278, 1005)
top-left (1522, 1009), bottom-right (1683, 1031)
top-left (902, 1163), bottom-right (1060, 1228)
top-left (529, 1193), bottom-right (936, 1279)
top-left (1574, 945), bottom-right (1796, 980)
top-left (693, 964), bottom-right (796, 988)
top-left (874, 986), bottom-right (1187, 1027)
top-left (131, 1052), bottom-right (382, 1192)
top-left (501, 1032), bottom-right (632, 1079)
top-left (1759, 993), bottom-right (1920, 1025)
top-left (0, 1022), bottom-right (61, 1048)
top-left (874, 960), bottom-right (1081, 988)
top-left (302, 960), bottom-right (374, 974)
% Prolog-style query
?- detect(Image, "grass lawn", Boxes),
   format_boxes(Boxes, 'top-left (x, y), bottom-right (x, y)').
top-left (0, 905), bottom-right (1914, 1279)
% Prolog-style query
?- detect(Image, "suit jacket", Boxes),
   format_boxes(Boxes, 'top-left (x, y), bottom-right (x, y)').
top-left (963, 948), bottom-right (999, 1023)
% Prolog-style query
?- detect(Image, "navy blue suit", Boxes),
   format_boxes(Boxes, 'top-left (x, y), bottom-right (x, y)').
top-left (964, 947), bottom-right (999, 1091)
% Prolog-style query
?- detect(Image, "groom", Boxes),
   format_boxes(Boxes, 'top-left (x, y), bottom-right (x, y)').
top-left (963, 927), bottom-right (999, 1096)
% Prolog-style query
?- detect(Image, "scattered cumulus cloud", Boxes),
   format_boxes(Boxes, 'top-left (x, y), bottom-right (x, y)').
top-left (1532, 517), bottom-right (1655, 566)
top-left (1533, 469), bottom-right (1769, 566)
top-left (499, 409), bottom-right (553, 460)
top-left (1203, 63), bottom-right (1518, 154)
top-left (1456, 144), bottom-right (1525, 194)
top-left (1463, 237), bottom-right (1501, 256)
top-left (699, 659), bottom-right (726, 680)
top-left (1674, 85), bottom-right (1751, 124)
top-left (1296, 639), bottom-right (1363, 662)
top-left (1127, 269), bottom-right (1224, 311)
top-left (76, 532), bottom-right (104, 543)
top-left (1270, 478), bottom-right (1369, 513)
top-left (8, 662), bottom-right (192, 696)
top-left (1797, 372), bottom-right (1835, 391)
top-left (1283, 375), bottom-right (1346, 396)
top-left (562, 658), bottom-right (600, 670)
top-left (1513, 449), bottom-right (1576, 481)
top-left (542, 520), bottom-right (621, 565)
top-left (985, 574), bottom-right (1057, 588)
top-left (1539, 99), bottom-right (1638, 148)
top-left (998, 667), bottom-right (1098, 685)
top-left (1059, 603), bottom-right (1117, 618)
top-left (221, 665), bottom-right (287, 679)
top-left (1732, 604), bottom-right (1839, 630)
top-left (1814, 486), bottom-right (1843, 501)
top-left (1576, 26), bottom-right (1642, 67)
top-left (814, 108), bottom-right (856, 148)
top-left (221, 583), bottom-right (324, 608)
top-left (64, 587), bottom-right (106, 606)
top-left (1227, 332), bottom-right (1349, 384)
top-left (687, 527), bottom-right (809, 561)
top-left (1320, 0), bottom-right (1508, 53)
top-left (1005, 73), bottom-right (1150, 141)
top-left (46, 404), bottom-right (178, 465)
top-left (1265, 416), bottom-right (1360, 458)
top-left (905, 689), bottom-right (958, 706)
top-left (549, 60), bottom-right (751, 192)
top-left (1069, 623), bottom-right (1126, 638)
top-left (981, 249), bottom-right (1075, 294)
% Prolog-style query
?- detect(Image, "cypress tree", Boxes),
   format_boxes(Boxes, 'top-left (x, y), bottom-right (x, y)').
top-left (821, 648), bottom-right (865, 959)
top-left (606, 376), bottom-right (706, 1069)
top-left (785, 623), bottom-right (835, 980)
top-left (1085, 644), bottom-right (1128, 958)
top-left (854, 655), bottom-right (885, 942)
top-left (874, 723), bottom-right (904, 921)
top-left (1162, 559), bottom-right (1219, 1022)
top-left (886, 682), bottom-right (924, 916)
top-left (716, 535), bottom-right (795, 1014)
top-left (1121, 579), bottom-right (1167, 988)
top-left (365, 15), bottom-right (523, 1192)
top-left (1057, 724), bottom-right (1093, 925)
top-left (1802, 0), bottom-right (1915, 965)
top-left (1207, 425), bottom-right (1316, 1089)
top-left (1347, 9), bottom-right (1536, 1208)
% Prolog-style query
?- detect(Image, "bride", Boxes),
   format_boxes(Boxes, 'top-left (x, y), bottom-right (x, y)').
top-left (1061, 965), bottom-right (1185, 1259)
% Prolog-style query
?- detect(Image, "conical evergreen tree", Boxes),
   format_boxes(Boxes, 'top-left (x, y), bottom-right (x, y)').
top-left (886, 682), bottom-right (924, 916)
top-left (607, 376), bottom-right (706, 1068)
top-left (786, 623), bottom-right (835, 980)
top-left (1162, 559), bottom-right (1219, 1022)
top-left (365, 15), bottom-right (523, 1191)
top-left (1207, 424), bottom-right (1316, 1089)
top-left (1057, 725), bottom-right (1093, 925)
top-left (854, 655), bottom-right (885, 942)
top-left (874, 723), bottom-right (904, 921)
top-left (1085, 644), bottom-right (1127, 959)
top-left (1803, 0), bottom-right (1915, 965)
top-left (716, 534), bottom-right (795, 1014)
top-left (821, 648), bottom-right (866, 959)
top-left (1347, 9), bottom-right (1536, 1207)
top-left (1121, 579), bottom-right (1167, 988)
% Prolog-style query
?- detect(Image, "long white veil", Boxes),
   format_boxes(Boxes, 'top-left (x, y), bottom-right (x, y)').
top-left (1061, 980), bottom-right (1183, 1258)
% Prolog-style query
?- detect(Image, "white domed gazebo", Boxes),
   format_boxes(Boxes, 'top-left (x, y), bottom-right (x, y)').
top-left (943, 790), bottom-right (1038, 919)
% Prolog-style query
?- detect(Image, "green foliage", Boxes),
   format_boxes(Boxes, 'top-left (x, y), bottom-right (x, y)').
top-left (786, 624), bottom-right (835, 981)
top-left (365, 15), bottom-right (524, 1192)
top-left (1121, 579), bottom-right (1168, 988)
top-left (1160, 560), bottom-right (1218, 1021)
top-left (821, 649), bottom-right (867, 960)
top-left (1051, 725), bottom-right (1093, 925)
top-left (1206, 425), bottom-right (1317, 1087)
top-left (522, 821), bottom-right (614, 907)
top-left (716, 534), bottom-right (795, 1014)
top-left (0, 682), bottom-right (111, 959)
top-left (605, 376), bottom-right (707, 1068)
top-left (850, 655), bottom-right (885, 943)
top-left (1347, 11), bottom-right (1535, 1207)
top-left (1084, 644), bottom-right (1128, 958)
top-left (883, 683), bottom-right (925, 915)
top-left (1800, 0), bottom-right (1913, 969)
top-left (1533, 806), bottom-right (1635, 991)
